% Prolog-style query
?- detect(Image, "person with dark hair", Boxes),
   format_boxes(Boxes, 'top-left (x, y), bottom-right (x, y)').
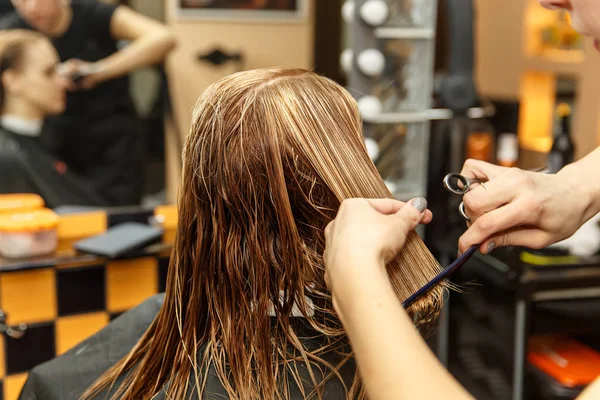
top-left (0, 29), bottom-right (108, 207)
top-left (0, 0), bottom-right (13, 18)
top-left (1, 0), bottom-right (177, 206)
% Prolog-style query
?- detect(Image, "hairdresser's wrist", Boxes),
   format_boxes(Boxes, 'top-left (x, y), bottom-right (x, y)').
top-left (558, 154), bottom-right (600, 222)
top-left (334, 266), bottom-right (399, 329)
top-left (330, 254), bottom-right (393, 320)
top-left (90, 60), bottom-right (114, 84)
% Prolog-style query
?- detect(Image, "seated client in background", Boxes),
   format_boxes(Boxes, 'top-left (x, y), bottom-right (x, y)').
top-left (0, 29), bottom-right (108, 208)
top-left (2, 0), bottom-right (177, 206)
top-left (19, 67), bottom-right (445, 400)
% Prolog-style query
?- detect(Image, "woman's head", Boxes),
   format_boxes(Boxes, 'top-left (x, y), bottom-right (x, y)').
top-left (0, 29), bottom-right (66, 117)
top-left (84, 67), bottom-right (444, 400)
top-left (181, 66), bottom-right (443, 316)
top-left (10, 0), bottom-right (67, 34)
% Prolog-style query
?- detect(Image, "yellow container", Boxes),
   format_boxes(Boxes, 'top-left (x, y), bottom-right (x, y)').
top-left (0, 194), bottom-right (44, 214)
top-left (0, 208), bottom-right (59, 258)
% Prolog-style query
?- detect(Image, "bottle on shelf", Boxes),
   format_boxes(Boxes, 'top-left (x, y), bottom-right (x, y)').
top-left (547, 102), bottom-right (575, 173)
top-left (496, 133), bottom-right (519, 168)
top-left (540, 11), bottom-right (582, 52)
top-left (466, 131), bottom-right (494, 163)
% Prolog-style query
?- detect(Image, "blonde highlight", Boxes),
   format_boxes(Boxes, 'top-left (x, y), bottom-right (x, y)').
top-left (82, 67), bottom-right (446, 400)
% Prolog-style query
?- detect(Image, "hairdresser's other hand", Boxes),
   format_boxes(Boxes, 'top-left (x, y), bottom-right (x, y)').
top-left (323, 197), bottom-right (431, 310)
top-left (58, 59), bottom-right (103, 91)
top-left (458, 159), bottom-right (593, 255)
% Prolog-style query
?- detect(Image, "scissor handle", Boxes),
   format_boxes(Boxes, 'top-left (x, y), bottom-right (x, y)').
top-left (443, 173), bottom-right (471, 195)
top-left (459, 202), bottom-right (471, 222)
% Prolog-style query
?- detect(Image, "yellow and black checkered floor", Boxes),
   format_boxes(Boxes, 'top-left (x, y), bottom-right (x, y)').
top-left (0, 254), bottom-right (169, 399)
top-left (0, 205), bottom-right (178, 399)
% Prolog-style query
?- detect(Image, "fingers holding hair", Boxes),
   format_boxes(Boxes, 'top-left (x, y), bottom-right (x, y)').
top-left (365, 198), bottom-right (433, 224)
top-left (389, 197), bottom-right (429, 236)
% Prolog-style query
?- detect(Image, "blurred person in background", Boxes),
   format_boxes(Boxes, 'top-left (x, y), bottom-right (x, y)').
top-left (0, 29), bottom-right (108, 207)
top-left (0, 0), bottom-right (13, 18)
top-left (1, 0), bottom-right (177, 206)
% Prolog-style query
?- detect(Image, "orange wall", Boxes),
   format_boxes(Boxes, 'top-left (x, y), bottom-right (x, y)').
top-left (474, 0), bottom-right (526, 100)
top-left (163, 1), bottom-right (315, 201)
top-left (474, 0), bottom-right (600, 159)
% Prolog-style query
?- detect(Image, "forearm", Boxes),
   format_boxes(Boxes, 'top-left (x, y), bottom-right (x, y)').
top-left (95, 32), bottom-right (176, 82)
top-left (335, 258), bottom-right (473, 400)
top-left (559, 146), bottom-right (600, 221)
top-left (577, 377), bottom-right (600, 400)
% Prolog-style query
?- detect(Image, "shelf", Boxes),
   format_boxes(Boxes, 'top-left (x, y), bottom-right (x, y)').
top-left (530, 48), bottom-right (585, 64)
top-left (523, 55), bottom-right (584, 76)
top-left (363, 111), bottom-right (428, 124)
top-left (362, 106), bottom-right (495, 124)
top-left (374, 27), bottom-right (435, 39)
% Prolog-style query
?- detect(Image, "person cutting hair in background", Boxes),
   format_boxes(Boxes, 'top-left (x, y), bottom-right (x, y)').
top-left (0, 29), bottom-right (109, 207)
top-left (323, 0), bottom-right (600, 399)
top-left (0, 0), bottom-right (176, 206)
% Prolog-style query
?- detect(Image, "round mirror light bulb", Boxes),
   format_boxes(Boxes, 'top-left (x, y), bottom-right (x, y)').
top-left (360, 0), bottom-right (389, 26)
top-left (340, 49), bottom-right (353, 74)
top-left (342, 1), bottom-right (355, 24)
top-left (357, 96), bottom-right (383, 119)
top-left (364, 137), bottom-right (380, 161)
top-left (384, 180), bottom-right (398, 194)
top-left (357, 48), bottom-right (385, 76)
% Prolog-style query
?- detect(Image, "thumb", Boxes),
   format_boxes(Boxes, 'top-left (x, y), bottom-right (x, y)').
top-left (390, 197), bottom-right (427, 235)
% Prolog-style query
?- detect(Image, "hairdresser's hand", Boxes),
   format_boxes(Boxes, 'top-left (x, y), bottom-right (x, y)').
top-left (323, 197), bottom-right (431, 311)
top-left (58, 59), bottom-right (104, 91)
top-left (458, 159), bottom-right (593, 255)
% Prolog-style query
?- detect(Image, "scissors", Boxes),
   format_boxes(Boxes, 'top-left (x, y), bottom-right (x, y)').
top-left (403, 167), bottom-right (549, 309)
top-left (443, 167), bottom-right (549, 222)
top-left (402, 172), bottom-right (483, 309)
top-left (443, 172), bottom-right (488, 222)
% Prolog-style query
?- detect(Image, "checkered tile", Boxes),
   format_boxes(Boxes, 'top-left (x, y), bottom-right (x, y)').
top-left (0, 205), bottom-right (176, 400)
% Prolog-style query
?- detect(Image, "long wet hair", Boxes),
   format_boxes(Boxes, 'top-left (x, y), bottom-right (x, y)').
top-left (82, 67), bottom-right (445, 400)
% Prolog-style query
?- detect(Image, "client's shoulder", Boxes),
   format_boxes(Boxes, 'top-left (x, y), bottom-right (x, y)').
top-left (0, 129), bottom-right (20, 154)
top-left (19, 294), bottom-right (165, 400)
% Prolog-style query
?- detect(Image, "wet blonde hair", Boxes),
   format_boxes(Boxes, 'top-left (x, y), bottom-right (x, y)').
top-left (83, 67), bottom-right (445, 400)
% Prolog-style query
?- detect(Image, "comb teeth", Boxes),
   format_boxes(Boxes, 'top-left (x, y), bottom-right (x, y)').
top-left (406, 285), bottom-right (446, 337)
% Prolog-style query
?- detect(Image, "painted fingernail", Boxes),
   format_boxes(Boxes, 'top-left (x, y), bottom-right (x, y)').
top-left (411, 197), bottom-right (427, 213)
top-left (486, 242), bottom-right (496, 254)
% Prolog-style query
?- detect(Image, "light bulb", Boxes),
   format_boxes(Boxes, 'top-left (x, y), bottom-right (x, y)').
top-left (384, 180), bottom-right (398, 194)
top-left (357, 48), bottom-right (385, 76)
top-left (357, 96), bottom-right (382, 119)
top-left (364, 137), bottom-right (380, 161)
top-left (342, 1), bottom-right (355, 24)
top-left (340, 49), bottom-right (353, 74)
top-left (360, 0), bottom-right (389, 26)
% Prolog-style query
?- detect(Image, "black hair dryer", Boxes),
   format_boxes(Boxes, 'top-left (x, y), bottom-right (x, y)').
top-left (437, 0), bottom-right (478, 116)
